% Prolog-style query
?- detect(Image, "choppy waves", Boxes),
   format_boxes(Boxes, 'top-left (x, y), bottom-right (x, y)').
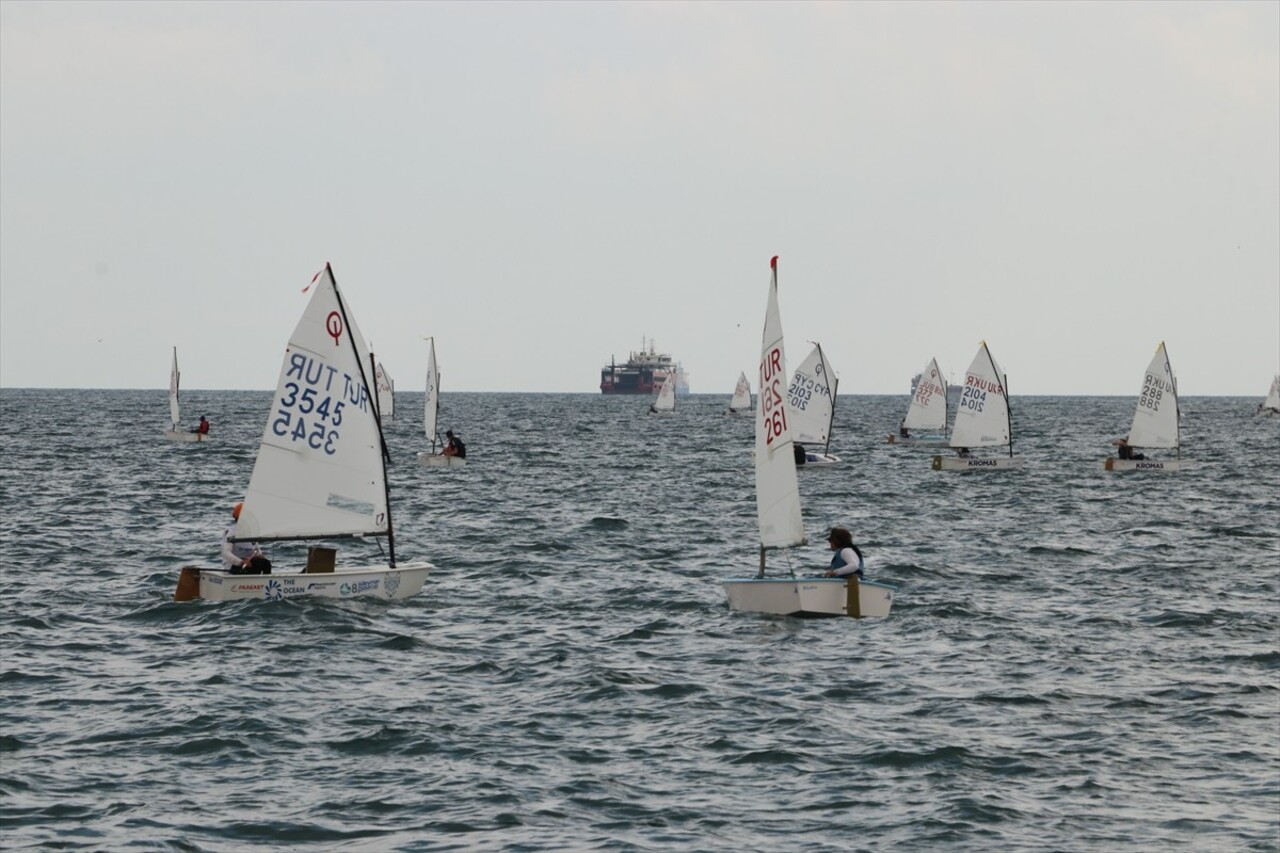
top-left (0, 390), bottom-right (1277, 851)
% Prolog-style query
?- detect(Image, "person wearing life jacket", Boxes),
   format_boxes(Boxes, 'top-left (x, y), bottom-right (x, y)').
top-left (192, 415), bottom-right (210, 435)
top-left (442, 429), bottom-right (467, 459)
top-left (221, 502), bottom-right (271, 574)
top-left (823, 526), bottom-right (865, 579)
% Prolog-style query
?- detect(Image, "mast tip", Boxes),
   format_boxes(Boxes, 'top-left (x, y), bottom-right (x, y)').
top-left (770, 255), bottom-right (778, 269)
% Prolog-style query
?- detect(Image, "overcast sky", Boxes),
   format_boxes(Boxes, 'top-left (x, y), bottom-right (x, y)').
top-left (2, 1), bottom-right (1276, 396)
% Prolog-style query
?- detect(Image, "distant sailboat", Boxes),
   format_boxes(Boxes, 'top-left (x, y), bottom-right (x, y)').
top-left (888, 357), bottom-right (949, 445)
top-left (649, 371), bottom-right (676, 414)
top-left (163, 347), bottom-right (209, 443)
top-left (174, 264), bottom-right (432, 602)
top-left (418, 337), bottom-right (466, 468)
top-left (722, 256), bottom-right (896, 618)
top-left (932, 342), bottom-right (1026, 471)
top-left (1258, 374), bottom-right (1280, 416)
top-left (374, 360), bottom-right (395, 422)
top-left (788, 343), bottom-right (840, 466)
top-left (1105, 342), bottom-right (1186, 471)
top-left (727, 371), bottom-right (752, 414)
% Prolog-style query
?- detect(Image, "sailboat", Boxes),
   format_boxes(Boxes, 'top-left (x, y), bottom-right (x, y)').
top-left (174, 264), bottom-right (432, 602)
top-left (932, 341), bottom-right (1026, 471)
top-left (163, 347), bottom-right (208, 443)
top-left (648, 371), bottom-right (676, 414)
top-left (722, 257), bottom-right (896, 618)
top-left (1257, 374), bottom-right (1280, 416)
top-left (374, 360), bottom-right (395, 422)
top-left (888, 357), bottom-right (949, 445)
top-left (417, 337), bottom-right (466, 468)
top-left (727, 371), bottom-right (752, 414)
top-left (1105, 342), bottom-right (1186, 471)
top-left (788, 343), bottom-right (840, 466)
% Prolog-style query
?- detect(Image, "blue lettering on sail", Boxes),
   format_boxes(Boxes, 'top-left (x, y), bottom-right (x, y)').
top-left (272, 353), bottom-right (362, 456)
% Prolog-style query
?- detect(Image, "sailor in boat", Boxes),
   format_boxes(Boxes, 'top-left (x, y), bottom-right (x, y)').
top-left (955, 447), bottom-right (972, 458)
top-left (191, 415), bottom-right (210, 435)
top-left (822, 527), bottom-right (865, 578)
top-left (898, 423), bottom-right (910, 439)
top-left (442, 429), bottom-right (467, 459)
top-left (1112, 438), bottom-right (1145, 460)
top-left (793, 442), bottom-right (807, 465)
top-left (221, 502), bottom-right (271, 575)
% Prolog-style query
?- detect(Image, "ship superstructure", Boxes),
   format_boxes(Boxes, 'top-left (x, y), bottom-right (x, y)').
top-left (600, 338), bottom-right (689, 395)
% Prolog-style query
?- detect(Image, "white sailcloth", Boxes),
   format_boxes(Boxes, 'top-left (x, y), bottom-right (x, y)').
top-left (950, 342), bottom-right (1011, 449)
top-left (1126, 342), bottom-right (1179, 450)
top-left (787, 344), bottom-right (836, 445)
top-left (652, 372), bottom-right (676, 412)
top-left (423, 338), bottom-right (440, 449)
top-left (238, 265), bottom-right (388, 541)
top-left (1264, 374), bottom-right (1280, 411)
top-left (903, 357), bottom-right (947, 432)
top-left (729, 372), bottom-right (752, 411)
top-left (168, 347), bottom-right (181, 430)
top-left (375, 362), bottom-right (395, 421)
top-left (757, 257), bottom-right (805, 549)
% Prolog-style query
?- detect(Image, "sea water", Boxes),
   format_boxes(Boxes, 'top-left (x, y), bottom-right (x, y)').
top-left (0, 389), bottom-right (1276, 851)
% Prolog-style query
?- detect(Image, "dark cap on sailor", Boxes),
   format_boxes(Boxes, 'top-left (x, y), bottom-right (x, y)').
top-left (446, 430), bottom-right (454, 437)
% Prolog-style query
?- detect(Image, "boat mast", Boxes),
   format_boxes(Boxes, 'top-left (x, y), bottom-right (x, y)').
top-left (817, 342), bottom-right (836, 455)
top-left (329, 264), bottom-right (397, 567)
top-left (981, 342), bottom-right (1013, 458)
top-left (1165, 342), bottom-right (1181, 459)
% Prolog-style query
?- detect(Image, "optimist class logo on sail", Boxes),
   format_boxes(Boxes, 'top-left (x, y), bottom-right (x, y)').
top-left (271, 349), bottom-right (371, 456)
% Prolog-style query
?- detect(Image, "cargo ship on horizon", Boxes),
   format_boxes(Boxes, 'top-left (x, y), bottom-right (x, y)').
top-left (600, 339), bottom-right (689, 395)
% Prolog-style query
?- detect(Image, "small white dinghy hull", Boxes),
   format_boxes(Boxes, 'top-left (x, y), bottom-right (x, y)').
top-left (798, 452), bottom-right (841, 467)
top-left (1104, 457), bottom-right (1187, 472)
top-left (722, 576), bottom-right (896, 618)
top-left (932, 454), bottom-right (1027, 471)
top-left (176, 562), bottom-right (432, 602)
top-left (417, 452), bottom-right (466, 467)
top-left (164, 430), bottom-right (208, 443)
top-left (887, 434), bottom-right (948, 446)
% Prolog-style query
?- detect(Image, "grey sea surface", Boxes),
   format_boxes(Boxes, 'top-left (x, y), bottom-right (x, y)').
top-left (0, 389), bottom-right (1277, 851)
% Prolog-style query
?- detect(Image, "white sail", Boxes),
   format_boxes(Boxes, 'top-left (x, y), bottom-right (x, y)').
top-left (238, 264), bottom-right (388, 541)
top-left (757, 257), bottom-right (805, 549)
top-left (168, 347), bottom-right (181, 430)
top-left (652, 372), bottom-right (676, 412)
top-left (1126, 342), bottom-right (1179, 450)
top-left (375, 362), bottom-right (394, 421)
top-left (950, 342), bottom-right (1011, 449)
top-left (902, 357), bottom-right (947, 432)
top-left (1264, 374), bottom-right (1280, 411)
top-left (787, 344), bottom-right (836, 445)
top-left (729, 372), bottom-right (752, 411)
top-left (424, 338), bottom-right (440, 448)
